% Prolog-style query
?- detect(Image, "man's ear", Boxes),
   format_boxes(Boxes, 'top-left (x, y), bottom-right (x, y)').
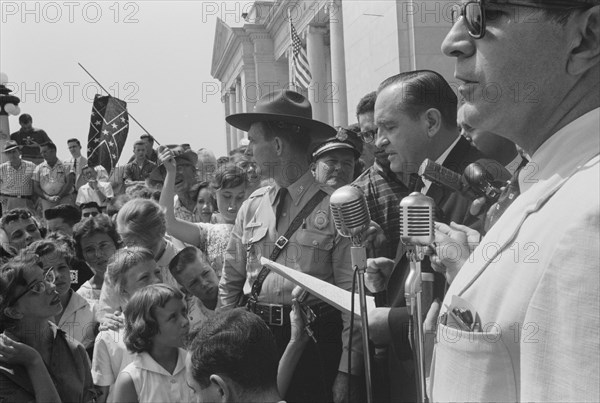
top-left (567, 6), bottom-right (600, 76)
top-left (4, 306), bottom-right (23, 320)
top-left (310, 162), bottom-right (317, 177)
top-left (210, 374), bottom-right (231, 402)
top-left (422, 108), bottom-right (443, 139)
top-left (274, 137), bottom-right (284, 156)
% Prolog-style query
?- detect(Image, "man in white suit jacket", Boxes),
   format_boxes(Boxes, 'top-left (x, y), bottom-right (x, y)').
top-left (430, 1), bottom-right (600, 402)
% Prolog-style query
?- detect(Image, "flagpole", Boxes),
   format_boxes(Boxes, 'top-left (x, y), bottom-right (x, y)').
top-left (287, 8), bottom-right (298, 93)
top-left (77, 62), bottom-right (161, 146)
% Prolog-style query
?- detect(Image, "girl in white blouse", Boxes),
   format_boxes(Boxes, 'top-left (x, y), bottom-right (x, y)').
top-left (112, 284), bottom-right (192, 403)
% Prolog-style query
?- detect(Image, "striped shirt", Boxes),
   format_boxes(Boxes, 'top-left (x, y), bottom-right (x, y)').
top-left (0, 160), bottom-right (36, 196)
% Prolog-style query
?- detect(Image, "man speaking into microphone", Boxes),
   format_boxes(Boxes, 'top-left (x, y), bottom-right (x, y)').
top-left (363, 70), bottom-right (492, 402)
top-left (428, 1), bottom-right (600, 401)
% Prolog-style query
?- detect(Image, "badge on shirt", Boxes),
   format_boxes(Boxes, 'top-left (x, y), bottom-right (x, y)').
top-left (313, 210), bottom-right (329, 230)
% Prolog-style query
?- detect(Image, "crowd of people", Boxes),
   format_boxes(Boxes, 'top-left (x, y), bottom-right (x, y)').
top-left (1, 1), bottom-right (599, 402)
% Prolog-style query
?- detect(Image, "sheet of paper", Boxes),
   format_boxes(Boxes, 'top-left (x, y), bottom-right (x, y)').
top-left (260, 257), bottom-right (375, 317)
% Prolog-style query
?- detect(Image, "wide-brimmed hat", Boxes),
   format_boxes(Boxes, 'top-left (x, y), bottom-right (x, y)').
top-left (148, 144), bottom-right (198, 183)
top-left (226, 90), bottom-right (336, 139)
top-left (3, 140), bottom-right (21, 153)
top-left (311, 127), bottom-right (362, 161)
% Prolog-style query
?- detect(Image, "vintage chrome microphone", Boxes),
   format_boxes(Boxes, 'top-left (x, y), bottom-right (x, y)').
top-left (330, 185), bottom-right (373, 403)
top-left (399, 192), bottom-right (435, 403)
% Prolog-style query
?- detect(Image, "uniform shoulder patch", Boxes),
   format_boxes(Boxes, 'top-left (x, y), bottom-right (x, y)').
top-left (248, 185), bottom-right (271, 199)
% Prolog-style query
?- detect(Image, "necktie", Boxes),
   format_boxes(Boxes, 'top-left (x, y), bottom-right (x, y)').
top-left (275, 187), bottom-right (288, 227)
top-left (408, 173), bottom-right (425, 193)
top-left (485, 166), bottom-right (523, 230)
top-left (73, 158), bottom-right (79, 190)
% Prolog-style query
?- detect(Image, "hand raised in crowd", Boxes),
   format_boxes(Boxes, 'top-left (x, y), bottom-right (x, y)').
top-left (157, 145), bottom-right (177, 174)
top-left (365, 257), bottom-right (395, 293)
top-left (430, 222), bottom-right (481, 285)
top-left (98, 310), bottom-right (124, 332)
top-left (0, 331), bottom-right (42, 368)
top-left (0, 331), bottom-right (62, 402)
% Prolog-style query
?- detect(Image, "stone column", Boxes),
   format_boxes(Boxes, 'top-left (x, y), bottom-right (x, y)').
top-left (235, 79), bottom-right (245, 145)
top-left (228, 89), bottom-right (238, 150)
top-left (329, 0), bottom-right (348, 127)
top-left (306, 26), bottom-right (329, 124)
top-left (223, 93), bottom-right (232, 153)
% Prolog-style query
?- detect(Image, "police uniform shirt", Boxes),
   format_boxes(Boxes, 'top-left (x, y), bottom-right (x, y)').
top-left (219, 170), bottom-right (363, 373)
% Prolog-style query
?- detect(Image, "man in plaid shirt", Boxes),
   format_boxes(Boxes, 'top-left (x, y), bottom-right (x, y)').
top-left (0, 140), bottom-right (36, 213)
top-left (351, 92), bottom-right (410, 260)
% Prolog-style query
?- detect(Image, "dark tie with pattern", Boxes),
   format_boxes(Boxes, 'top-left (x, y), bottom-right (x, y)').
top-left (409, 173), bottom-right (425, 193)
top-left (485, 167), bottom-right (523, 230)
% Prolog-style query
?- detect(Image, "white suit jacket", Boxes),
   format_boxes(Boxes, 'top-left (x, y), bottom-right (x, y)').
top-left (430, 109), bottom-right (600, 402)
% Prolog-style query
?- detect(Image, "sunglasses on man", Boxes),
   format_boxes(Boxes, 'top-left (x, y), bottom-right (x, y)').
top-left (451, 0), bottom-right (596, 39)
top-left (82, 211), bottom-right (99, 218)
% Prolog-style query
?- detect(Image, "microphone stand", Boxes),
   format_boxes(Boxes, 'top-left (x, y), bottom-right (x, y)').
top-left (350, 240), bottom-right (373, 403)
top-left (405, 245), bottom-right (428, 403)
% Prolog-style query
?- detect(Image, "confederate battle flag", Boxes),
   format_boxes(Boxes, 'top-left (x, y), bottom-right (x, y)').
top-left (87, 94), bottom-right (129, 175)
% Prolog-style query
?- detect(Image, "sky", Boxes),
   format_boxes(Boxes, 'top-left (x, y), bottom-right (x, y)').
top-left (1, 0), bottom-right (253, 162)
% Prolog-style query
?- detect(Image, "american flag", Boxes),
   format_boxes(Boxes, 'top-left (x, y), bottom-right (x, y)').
top-left (289, 21), bottom-right (311, 90)
top-left (87, 94), bottom-right (129, 175)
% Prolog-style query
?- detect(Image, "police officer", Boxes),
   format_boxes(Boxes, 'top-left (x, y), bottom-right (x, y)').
top-left (220, 90), bottom-right (363, 403)
top-left (310, 127), bottom-right (362, 190)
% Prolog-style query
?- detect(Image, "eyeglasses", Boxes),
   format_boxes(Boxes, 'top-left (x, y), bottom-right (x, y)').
top-left (82, 212), bottom-right (99, 218)
top-left (359, 129), bottom-right (377, 144)
top-left (450, 0), bottom-right (594, 39)
top-left (10, 266), bottom-right (55, 306)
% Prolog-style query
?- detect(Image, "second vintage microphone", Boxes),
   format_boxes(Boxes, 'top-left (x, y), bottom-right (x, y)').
top-left (399, 191), bottom-right (435, 403)
top-left (330, 185), bottom-right (373, 403)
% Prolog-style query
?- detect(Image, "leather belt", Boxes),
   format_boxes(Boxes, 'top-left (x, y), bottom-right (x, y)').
top-left (252, 301), bottom-right (338, 327)
top-left (254, 303), bottom-right (290, 326)
top-left (0, 193), bottom-right (32, 199)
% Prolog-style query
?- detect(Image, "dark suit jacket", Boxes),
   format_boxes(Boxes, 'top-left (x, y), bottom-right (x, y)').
top-left (374, 137), bottom-right (512, 402)
top-left (387, 137), bottom-right (488, 358)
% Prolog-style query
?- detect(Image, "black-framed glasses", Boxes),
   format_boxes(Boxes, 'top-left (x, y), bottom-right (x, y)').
top-left (10, 266), bottom-right (56, 306)
top-left (451, 0), bottom-right (595, 39)
top-left (359, 129), bottom-right (377, 144)
top-left (451, 1), bottom-right (486, 39)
